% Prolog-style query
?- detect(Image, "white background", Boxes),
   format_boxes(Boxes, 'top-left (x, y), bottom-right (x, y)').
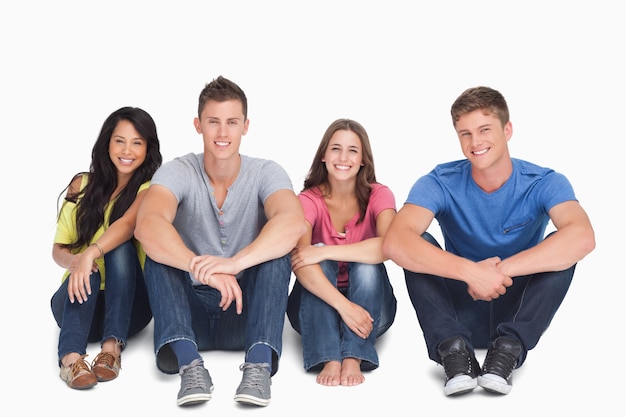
top-left (1, 1), bottom-right (622, 415)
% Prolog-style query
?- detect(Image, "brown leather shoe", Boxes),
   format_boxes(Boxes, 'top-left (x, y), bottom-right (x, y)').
top-left (92, 351), bottom-right (121, 382)
top-left (60, 355), bottom-right (98, 389)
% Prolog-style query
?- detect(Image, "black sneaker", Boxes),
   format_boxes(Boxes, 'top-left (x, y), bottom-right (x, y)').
top-left (478, 336), bottom-right (522, 395)
top-left (437, 336), bottom-right (480, 396)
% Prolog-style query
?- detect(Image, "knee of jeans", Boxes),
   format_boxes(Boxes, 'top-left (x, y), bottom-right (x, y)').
top-left (264, 254), bottom-right (292, 276)
top-left (105, 240), bottom-right (136, 259)
top-left (350, 263), bottom-right (383, 291)
top-left (378, 298), bottom-right (397, 335)
top-left (104, 241), bottom-right (139, 271)
top-left (318, 260), bottom-right (339, 284)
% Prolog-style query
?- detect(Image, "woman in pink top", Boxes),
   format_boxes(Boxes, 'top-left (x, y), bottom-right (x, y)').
top-left (286, 119), bottom-right (397, 386)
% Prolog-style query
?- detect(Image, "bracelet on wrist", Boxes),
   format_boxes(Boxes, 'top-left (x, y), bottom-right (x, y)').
top-left (91, 242), bottom-right (104, 258)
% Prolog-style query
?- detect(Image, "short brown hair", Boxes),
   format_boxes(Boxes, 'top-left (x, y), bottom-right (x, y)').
top-left (198, 76), bottom-right (248, 119)
top-left (451, 86), bottom-right (509, 128)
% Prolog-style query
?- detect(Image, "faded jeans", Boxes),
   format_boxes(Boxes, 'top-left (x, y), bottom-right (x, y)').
top-left (287, 261), bottom-right (397, 371)
top-left (51, 240), bottom-right (152, 363)
top-left (144, 254), bottom-right (291, 376)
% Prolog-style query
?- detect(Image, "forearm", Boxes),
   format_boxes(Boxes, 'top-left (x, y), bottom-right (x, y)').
top-left (294, 265), bottom-right (346, 311)
top-left (52, 245), bottom-right (75, 270)
top-left (90, 218), bottom-right (135, 257)
top-left (498, 226), bottom-right (595, 277)
top-left (388, 236), bottom-right (478, 285)
top-left (233, 213), bottom-right (306, 271)
top-left (135, 218), bottom-right (195, 271)
top-left (322, 237), bottom-right (386, 264)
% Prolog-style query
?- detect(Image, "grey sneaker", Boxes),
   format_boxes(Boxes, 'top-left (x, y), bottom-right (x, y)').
top-left (177, 359), bottom-right (213, 406)
top-left (234, 362), bottom-right (271, 406)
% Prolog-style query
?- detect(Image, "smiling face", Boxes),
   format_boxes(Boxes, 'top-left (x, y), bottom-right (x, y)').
top-left (108, 119), bottom-right (147, 178)
top-left (455, 109), bottom-right (512, 172)
top-left (194, 99), bottom-right (249, 162)
top-left (322, 129), bottom-right (363, 183)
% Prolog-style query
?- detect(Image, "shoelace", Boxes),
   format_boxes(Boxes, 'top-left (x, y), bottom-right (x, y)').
top-left (483, 348), bottom-right (518, 378)
top-left (238, 363), bottom-right (269, 390)
top-left (442, 352), bottom-right (473, 378)
top-left (180, 361), bottom-right (208, 391)
top-left (92, 352), bottom-right (118, 369)
top-left (71, 355), bottom-right (92, 375)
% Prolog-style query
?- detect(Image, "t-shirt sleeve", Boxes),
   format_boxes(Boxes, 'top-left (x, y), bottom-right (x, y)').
top-left (370, 183), bottom-right (397, 216)
top-left (537, 171), bottom-right (578, 212)
top-left (150, 156), bottom-right (193, 203)
top-left (298, 190), bottom-right (320, 226)
top-left (258, 160), bottom-right (295, 203)
top-left (405, 172), bottom-right (445, 215)
top-left (138, 180), bottom-right (150, 193)
top-left (54, 199), bottom-right (77, 245)
top-left (54, 174), bottom-right (87, 245)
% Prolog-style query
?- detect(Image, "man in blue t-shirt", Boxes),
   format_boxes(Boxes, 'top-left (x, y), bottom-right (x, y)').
top-left (383, 86), bottom-right (595, 396)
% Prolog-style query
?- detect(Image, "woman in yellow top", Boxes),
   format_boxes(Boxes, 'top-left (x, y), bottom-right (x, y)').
top-left (51, 107), bottom-right (162, 390)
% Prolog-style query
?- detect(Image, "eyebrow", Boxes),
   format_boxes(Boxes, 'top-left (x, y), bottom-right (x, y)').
top-left (113, 134), bottom-right (145, 141)
top-left (207, 116), bottom-right (241, 121)
top-left (330, 142), bottom-right (360, 149)
top-left (457, 123), bottom-right (493, 133)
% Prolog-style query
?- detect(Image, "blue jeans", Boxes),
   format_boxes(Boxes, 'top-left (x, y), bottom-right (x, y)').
top-left (287, 261), bottom-right (397, 371)
top-left (404, 232), bottom-right (575, 367)
top-left (144, 254), bottom-right (291, 376)
top-left (51, 241), bottom-right (152, 363)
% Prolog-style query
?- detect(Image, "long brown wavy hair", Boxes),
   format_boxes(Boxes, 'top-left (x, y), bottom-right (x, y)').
top-left (302, 118), bottom-right (377, 224)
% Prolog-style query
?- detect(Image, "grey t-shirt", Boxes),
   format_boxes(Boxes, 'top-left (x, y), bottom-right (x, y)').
top-left (150, 153), bottom-right (294, 280)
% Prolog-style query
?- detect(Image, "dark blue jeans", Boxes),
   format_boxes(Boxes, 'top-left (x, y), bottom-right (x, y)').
top-left (287, 261), bottom-right (397, 372)
top-left (404, 232), bottom-right (574, 368)
top-left (51, 241), bottom-right (152, 363)
top-left (144, 254), bottom-right (291, 376)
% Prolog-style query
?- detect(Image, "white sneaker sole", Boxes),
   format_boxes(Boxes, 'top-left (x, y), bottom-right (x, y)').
top-left (234, 393), bottom-right (270, 406)
top-left (478, 373), bottom-right (512, 394)
top-left (177, 389), bottom-right (213, 406)
top-left (444, 374), bottom-right (478, 396)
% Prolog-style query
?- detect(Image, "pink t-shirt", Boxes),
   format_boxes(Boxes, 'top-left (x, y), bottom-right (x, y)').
top-left (298, 182), bottom-right (396, 288)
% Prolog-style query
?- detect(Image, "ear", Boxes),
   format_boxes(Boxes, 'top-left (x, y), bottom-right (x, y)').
top-left (242, 118), bottom-right (250, 136)
top-left (193, 117), bottom-right (201, 134)
top-left (504, 121), bottom-right (513, 142)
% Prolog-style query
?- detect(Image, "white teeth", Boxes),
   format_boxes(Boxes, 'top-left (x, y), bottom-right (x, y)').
top-left (215, 141), bottom-right (229, 146)
top-left (473, 148), bottom-right (488, 155)
top-left (120, 158), bottom-right (133, 163)
top-left (335, 165), bottom-right (351, 170)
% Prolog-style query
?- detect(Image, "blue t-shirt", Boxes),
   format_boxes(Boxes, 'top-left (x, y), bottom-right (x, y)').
top-left (405, 158), bottom-right (577, 262)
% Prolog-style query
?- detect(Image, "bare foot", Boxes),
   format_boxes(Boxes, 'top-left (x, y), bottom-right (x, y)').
top-left (317, 361), bottom-right (341, 386)
top-left (340, 358), bottom-right (365, 386)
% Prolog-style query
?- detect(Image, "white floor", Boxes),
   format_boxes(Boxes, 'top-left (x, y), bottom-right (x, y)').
top-left (28, 257), bottom-right (615, 416)
top-left (2, 1), bottom-right (623, 415)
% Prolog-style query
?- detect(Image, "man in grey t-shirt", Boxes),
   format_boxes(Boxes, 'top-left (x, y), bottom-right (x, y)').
top-left (135, 76), bottom-right (305, 408)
